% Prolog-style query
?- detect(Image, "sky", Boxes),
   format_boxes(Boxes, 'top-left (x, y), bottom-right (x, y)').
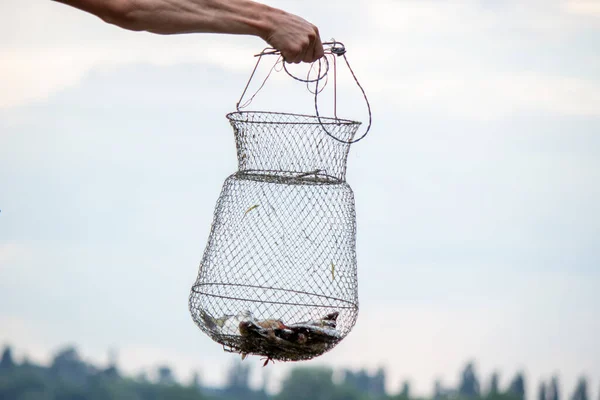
top-left (1, 0), bottom-right (600, 397)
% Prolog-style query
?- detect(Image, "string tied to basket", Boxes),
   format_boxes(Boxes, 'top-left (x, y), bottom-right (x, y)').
top-left (235, 40), bottom-right (372, 145)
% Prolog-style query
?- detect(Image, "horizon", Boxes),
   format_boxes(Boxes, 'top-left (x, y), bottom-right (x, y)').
top-left (2, 342), bottom-right (596, 399)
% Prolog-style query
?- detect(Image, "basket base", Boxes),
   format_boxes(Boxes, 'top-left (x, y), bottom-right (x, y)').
top-left (217, 334), bottom-right (341, 362)
top-left (189, 294), bottom-right (353, 361)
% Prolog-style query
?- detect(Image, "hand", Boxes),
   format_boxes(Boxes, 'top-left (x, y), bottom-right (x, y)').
top-left (263, 10), bottom-right (324, 64)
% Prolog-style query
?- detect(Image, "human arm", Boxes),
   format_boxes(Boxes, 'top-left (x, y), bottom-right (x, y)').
top-left (52, 0), bottom-right (324, 63)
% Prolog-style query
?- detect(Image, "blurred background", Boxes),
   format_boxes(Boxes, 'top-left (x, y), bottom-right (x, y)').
top-left (1, 0), bottom-right (599, 399)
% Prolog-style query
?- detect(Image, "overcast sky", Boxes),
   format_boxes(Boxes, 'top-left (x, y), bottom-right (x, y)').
top-left (1, 0), bottom-right (599, 397)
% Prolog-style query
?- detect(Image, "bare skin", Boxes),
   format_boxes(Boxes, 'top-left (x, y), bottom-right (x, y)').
top-left (52, 0), bottom-right (324, 63)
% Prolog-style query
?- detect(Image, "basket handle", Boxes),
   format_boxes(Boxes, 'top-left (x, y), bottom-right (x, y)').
top-left (235, 41), bottom-right (372, 145)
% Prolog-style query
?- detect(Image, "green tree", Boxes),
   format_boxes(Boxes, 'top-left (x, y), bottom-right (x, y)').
top-left (434, 379), bottom-right (443, 400)
top-left (539, 382), bottom-right (548, 400)
top-left (343, 367), bottom-right (386, 398)
top-left (157, 365), bottom-right (175, 385)
top-left (390, 381), bottom-right (411, 400)
top-left (277, 367), bottom-right (367, 400)
top-left (0, 364), bottom-right (51, 400)
top-left (508, 372), bottom-right (526, 400)
top-left (50, 346), bottom-right (92, 387)
top-left (401, 381), bottom-right (411, 398)
top-left (277, 367), bottom-right (336, 400)
top-left (0, 345), bottom-right (14, 370)
top-left (372, 367), bottom-right (386, 398)
top-left (459, 362), bottom-right (481, 398)
top-left (154, 384), bottom-right (206, 400)
top-left (190, 370), bottom-right (201, 390)
top-left (344, 369), bottom-right (370, 394)
top-left (489, 373), bottom-right (500, 396)
top-left (224, 360), bottom-right (252, 398)
top-left (86, 374), bottom-right (131, 400)
top-left (549, 377), bottom-right (560, 400)
top-left (570, 377), bottom-right (589, 400)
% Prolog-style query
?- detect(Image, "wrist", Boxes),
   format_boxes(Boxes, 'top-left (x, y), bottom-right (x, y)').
top-left (246, 2), bottom-right (281, 41)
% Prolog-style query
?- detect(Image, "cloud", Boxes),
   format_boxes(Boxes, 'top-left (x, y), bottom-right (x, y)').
top-left (564, 0), bottom-right (600, 16)
top-left (0, 40), bottom-right (260, 109)
top-left (1, 50), bottom-right (94, 109)
top-left (348, 0), bottom-right (600, 119)
top-left (0, 0), bottom-right (266, 109)
top-left (0, 241), bottom-right (29, 268)
top-left (3, 0), bottom-right (600, 119)
top-left (367, 72), bottom-right (600, 119)
top-left (362, 0), bottom-right (586, 37)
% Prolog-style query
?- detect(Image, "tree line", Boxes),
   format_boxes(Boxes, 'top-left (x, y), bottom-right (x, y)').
top-left (0, 344), bottom-right (597, 400)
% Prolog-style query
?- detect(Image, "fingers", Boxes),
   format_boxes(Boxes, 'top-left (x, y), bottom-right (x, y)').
top-left (265, 12), bottom-right (324, 64)
top-left (302, 26), bottom-right (323, 63)
top-left (291, 42), bottom-right (307, 64)
top-left (280, 42), bottom-right (305, 64)
top-left (285, 27), bottom-right (322, 64)
top-left (311, 30), bottom-right (324, 62)
top-left (290, 33), bottom-right (313, 64)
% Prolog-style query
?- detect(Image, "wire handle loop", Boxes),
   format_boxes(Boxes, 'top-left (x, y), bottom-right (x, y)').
top-left (235, 41), bottom-right (372, 144)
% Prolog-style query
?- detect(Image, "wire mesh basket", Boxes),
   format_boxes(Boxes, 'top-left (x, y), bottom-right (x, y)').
top-left (189, 42), bottom-right (371, 363)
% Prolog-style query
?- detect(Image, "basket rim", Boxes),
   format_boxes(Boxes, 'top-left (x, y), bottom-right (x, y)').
top-left (226, 111), bottom-right (362, 126)
top-left (235, 170), bottom-right (345, 185)
top-left (191, 282), bottom-right (358, 308)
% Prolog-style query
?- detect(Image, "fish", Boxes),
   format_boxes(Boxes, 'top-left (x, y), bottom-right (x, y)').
top-left (200, 311), bottom-right (233, 331)
top-left (293, 311), bottom-right (339, 329)
top-left (238, 320), bottom-right (286, 343)
top-left (257, 319), bottom-right (286, 330)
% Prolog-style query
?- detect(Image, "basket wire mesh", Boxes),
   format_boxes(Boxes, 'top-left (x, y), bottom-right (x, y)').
top-left (189, 42), bottom-right (370, 362)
